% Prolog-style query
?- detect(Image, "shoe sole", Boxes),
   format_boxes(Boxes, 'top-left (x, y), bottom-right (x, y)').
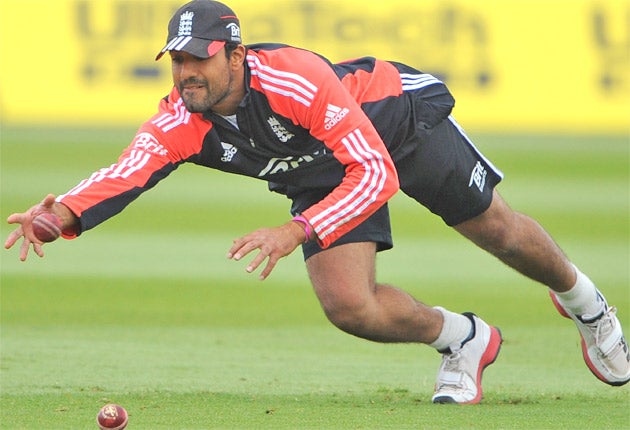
top-left (549, 291), bottom-right (629, 387)
top-left (433, 325), bottom-right (503, 405)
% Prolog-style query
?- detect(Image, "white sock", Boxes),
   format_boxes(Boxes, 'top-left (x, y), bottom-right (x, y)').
top-left (553, 264), bottom-right (604, 318)
top-left (429, 307), bottom-right (473, 352)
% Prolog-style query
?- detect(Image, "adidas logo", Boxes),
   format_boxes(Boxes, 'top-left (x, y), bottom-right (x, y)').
top-left (324, 104), bottom-right (349, 130)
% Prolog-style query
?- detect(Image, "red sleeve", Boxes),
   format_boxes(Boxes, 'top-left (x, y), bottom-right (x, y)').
top-left (58, 88), bottom-right (212, 238)
top-left (248, 49), bottom-right (400, 248)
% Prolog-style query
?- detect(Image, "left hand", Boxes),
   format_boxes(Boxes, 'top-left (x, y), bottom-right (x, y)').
top-left (227, 221), bottom-right (306, 280)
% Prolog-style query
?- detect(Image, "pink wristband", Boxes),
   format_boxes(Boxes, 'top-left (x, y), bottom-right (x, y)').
top-left (292, 215), bottom-right (312, 243)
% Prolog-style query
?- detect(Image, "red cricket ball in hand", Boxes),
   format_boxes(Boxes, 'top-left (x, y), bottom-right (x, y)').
top-left (96, 404), bottom-right (128, 430)
top-left (31, 212), bottom-right (62, 243)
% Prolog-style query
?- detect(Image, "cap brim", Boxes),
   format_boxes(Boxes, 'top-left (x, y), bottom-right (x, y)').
top-left (155, 38), bottom-right (226, 61)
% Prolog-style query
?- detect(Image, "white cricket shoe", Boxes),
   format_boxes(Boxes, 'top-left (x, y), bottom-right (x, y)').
top-left (550, 291), bottom-right (630, 386)
top-left (432, 313), bottom-right (503, 404)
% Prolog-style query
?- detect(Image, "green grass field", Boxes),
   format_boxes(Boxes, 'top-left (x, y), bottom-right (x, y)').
top-left (1, 128), bottom-right (629, 429)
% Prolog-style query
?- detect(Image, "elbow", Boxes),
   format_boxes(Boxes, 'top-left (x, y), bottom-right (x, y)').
top-left (391, 170), bottom-right (400, 192)
top-left (384, 164), bottom-right (400, 198)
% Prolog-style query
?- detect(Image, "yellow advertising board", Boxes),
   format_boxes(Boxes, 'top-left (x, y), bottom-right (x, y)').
top-left (0, 0), bottom-right (628, 134)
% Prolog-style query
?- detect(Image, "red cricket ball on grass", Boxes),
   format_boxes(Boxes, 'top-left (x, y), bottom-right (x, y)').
top-left (96, 404), bottom-right (128, 430)
top-left (31, 212), bottom-right (62, 243)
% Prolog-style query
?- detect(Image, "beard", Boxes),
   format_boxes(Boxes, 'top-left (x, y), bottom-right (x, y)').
top-left (178, 75), bottom-right (232, 113)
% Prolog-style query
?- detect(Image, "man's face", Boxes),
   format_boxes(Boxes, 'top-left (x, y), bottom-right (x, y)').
top-left (170, 49), bottom-right (234, 113)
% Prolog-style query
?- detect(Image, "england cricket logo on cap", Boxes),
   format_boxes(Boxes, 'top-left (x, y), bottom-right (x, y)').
top-left (178, 11), bottom-right (194, 36)
top-left (156, 0), bottom-right (242, 60)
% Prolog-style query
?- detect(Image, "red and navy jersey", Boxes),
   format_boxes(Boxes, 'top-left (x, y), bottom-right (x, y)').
top-left (58, 43), bottom-right (454, 248)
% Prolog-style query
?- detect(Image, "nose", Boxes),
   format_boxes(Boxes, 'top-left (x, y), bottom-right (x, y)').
top-left (174, 56), bottom-right (199, 82)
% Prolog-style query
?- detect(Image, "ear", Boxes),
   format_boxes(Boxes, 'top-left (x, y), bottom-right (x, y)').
top-left (230, 44), bottom-right (247, 69)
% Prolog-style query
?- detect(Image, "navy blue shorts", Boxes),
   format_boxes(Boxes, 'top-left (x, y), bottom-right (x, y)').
top-left (292, 117), bottom-right (503, 260)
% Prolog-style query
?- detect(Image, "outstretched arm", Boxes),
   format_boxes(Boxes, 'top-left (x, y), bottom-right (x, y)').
top-left (5, 194), bottom-right (78, 261)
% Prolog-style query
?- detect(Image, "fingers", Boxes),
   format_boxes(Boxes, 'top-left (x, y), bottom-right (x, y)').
top-left (4, 226), bottom-right (23, 249)
top-left (6, 212), bottom-right (24, 225)
top-left (36, 194), bottom-right (57, 213)
top-left (259, 256), bottom-right (279, 281)
top-left (19, 236), bottom-right (32, 261)
top-left (5, 202), bottom-right (51, 260)
top-left (227, 226), bottom-right (299, 280)
top-left (5, 215), bottom-right (27, 258)
top-left (7, 228), bottom-right (42, 261)
top-left (228, 237), bottom-right (269, 279)
top-left (42, 194), bottom-right (57, 206)
top-left (246, 248), bottom-right (278, 280)
top-left (240, 249), bottom-right (278, 281)
top-left (226, 236), bottom-right (256, 261)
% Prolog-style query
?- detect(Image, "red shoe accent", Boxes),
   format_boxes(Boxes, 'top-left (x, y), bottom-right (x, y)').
top-left (467, 326), bottom-right (503, 405)
top-left (580, 338), bottom-right (610, 383)
top-left (549, 291), bottom-right (570, 318)
top-left (549, 291), bottom-right (619, 385)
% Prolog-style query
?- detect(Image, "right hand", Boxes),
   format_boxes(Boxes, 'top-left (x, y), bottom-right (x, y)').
top-left (5, 194), bottom-right (61, 261)
top-left (227, 220), bottom-right (308, 280)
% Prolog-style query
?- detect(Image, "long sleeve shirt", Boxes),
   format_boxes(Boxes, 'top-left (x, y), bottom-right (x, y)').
top-left (58, 44), bottom-right (454, 248)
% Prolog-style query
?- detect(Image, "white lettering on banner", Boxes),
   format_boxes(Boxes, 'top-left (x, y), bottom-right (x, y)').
top-left (1, 0), bottom-right (628, 133)
top-left (132, 132), bottom-right (168, 156)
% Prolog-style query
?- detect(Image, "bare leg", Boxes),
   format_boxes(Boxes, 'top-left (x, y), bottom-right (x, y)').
top-left (304, 189), bottom-right (574, 342)
top-left (306, 241), bottom-right (443, 343)
top-left (454, 189), bottom-right (576, 292)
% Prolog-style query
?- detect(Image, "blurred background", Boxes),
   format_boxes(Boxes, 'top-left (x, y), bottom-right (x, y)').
top-left (0, 0), bottom-right (628, 134)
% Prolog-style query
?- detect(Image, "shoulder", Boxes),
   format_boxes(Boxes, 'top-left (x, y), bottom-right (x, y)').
top-left (150, 88), bottom-right (206, 129)
top-left (245, 44), bottom-right (342, 110)
top-left (246, 43), bottom-right (333, 69)
top-left (134, 87), bottom-right (213, 161)
top-left (246, 44), bottom-right (335, 87)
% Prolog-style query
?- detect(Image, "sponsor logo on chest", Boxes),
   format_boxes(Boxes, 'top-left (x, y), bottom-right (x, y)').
top-left (258, 155), bottom-right (315, 176)
top-left (267, 116), bottom-right (295, 143)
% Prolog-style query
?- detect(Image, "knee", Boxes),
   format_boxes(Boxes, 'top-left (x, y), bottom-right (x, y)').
top-left (319, 293), bottom-right (372, 336)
